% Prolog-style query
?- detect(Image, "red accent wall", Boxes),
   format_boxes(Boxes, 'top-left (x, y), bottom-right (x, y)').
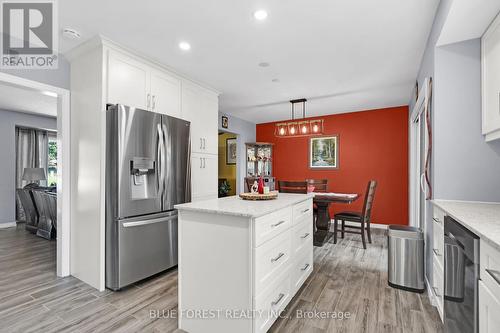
top-left (256, 106), bottom-right (409, 226)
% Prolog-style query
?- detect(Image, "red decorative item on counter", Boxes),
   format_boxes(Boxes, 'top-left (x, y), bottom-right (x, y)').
top-left (258, 176), bottom-right (264, 194)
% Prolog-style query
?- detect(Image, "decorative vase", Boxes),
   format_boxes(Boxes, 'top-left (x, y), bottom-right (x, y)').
top-left (258, 177), bottom-right (264, 194)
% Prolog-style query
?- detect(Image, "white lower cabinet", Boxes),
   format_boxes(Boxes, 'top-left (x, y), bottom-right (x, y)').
top-left (191, 153), bottom-right (217, 201)
top-left (479, 280), bottom-right (500, 333)
top-left (479, 240), bottom-right (500, 333)
top-left (178, 197), bottom-right (313, 333)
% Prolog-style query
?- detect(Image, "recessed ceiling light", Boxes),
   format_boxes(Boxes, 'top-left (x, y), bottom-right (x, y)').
top-left (179, 41), bottom-right (191, 51)
top-left (62, 27), bottom-right (81, 39)
top-left (258, 62), bottom-right (270, 67)
top-left (253, 10), bottom-right (268, 21)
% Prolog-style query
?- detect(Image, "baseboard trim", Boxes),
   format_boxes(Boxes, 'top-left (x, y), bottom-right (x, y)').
top-left (0, 222), bottom-right (17, 229)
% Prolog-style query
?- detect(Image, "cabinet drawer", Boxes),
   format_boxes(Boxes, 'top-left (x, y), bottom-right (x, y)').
top-left (480, 240), bottom-right (500, 301)
top-left (432, 220), bottom-right (444, 268)
top-left (292, 217), bottom-right (313, 256)
top-left (254, 207), bottom-right (292, 247)
top-left (432, 259), bottom-right (444, 319)
top-left (292, 199), bottom-right (313, 225)
top-left (292, 247), bottom-right (313, 294)
top-left (254, 271), bottom-right (292, 333)
top-left (254, 229), bottom-right (291, 297)
top-left (479, 280), bottom-right (500, 333)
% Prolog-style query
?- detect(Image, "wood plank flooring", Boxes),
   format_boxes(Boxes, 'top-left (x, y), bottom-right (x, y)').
top-left (0, 224), bottom-right (443, 333)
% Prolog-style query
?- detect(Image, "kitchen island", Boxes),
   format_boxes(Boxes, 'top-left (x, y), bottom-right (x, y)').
top-left (174, 193), bottom-right (314, 333)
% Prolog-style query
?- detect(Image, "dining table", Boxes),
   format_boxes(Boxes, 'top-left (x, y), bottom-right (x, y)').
top-left (312, 192), bottom-right (360, 246)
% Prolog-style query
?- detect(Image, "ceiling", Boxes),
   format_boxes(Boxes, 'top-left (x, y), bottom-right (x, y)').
top-left (60, 0), bottom-right (439, 124)
top-left (0, 83), bottom-right (57, 117)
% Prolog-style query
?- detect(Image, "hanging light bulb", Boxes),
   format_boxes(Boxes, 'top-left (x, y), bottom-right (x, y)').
top-left (299, 121), bottom-right (309, 134)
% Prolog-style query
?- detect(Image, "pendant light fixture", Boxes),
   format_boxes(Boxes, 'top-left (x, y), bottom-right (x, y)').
top-left (275, 98), bottom-right (324, 137)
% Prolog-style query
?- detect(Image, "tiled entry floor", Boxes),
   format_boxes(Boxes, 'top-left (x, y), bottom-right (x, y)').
top-left (0, 225), bottom-right (442, 332)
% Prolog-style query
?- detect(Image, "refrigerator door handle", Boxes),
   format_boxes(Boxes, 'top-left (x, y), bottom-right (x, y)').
top-left (157, 123), bottom-right (165, 199)
top-left (122, 215), bottom-right (177, 228)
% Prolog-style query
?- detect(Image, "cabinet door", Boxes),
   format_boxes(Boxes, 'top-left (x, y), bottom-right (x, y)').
top-left (191, 153), bottom-right (218, 200)
top-left (199, 93), bottom-right (219, 154)
top-left (482, 14), bottom-right (500, 141)
top-left (107, 50), bottom-right (150, 110)
top-left (182, 83), bottom-right (218, 154)
top-left (479, 281), bottom-right (500, 333)
top-left (150, 70), bottom-right (181, 118)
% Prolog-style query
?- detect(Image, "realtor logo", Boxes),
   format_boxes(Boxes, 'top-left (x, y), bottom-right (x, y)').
top-left (1, 0), bottom-right (58, 68)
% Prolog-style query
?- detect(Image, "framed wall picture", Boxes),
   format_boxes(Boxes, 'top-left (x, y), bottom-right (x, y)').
top-left (226, 138), bottom-right (237, 165)
top-left (222, 115), bottom-right (229, 129)
top-left (309, 136), bottom-right (339, 169)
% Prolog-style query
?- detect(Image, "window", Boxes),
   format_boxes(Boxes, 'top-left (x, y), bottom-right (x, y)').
top-left (47, 134), bottom-right (57, 186)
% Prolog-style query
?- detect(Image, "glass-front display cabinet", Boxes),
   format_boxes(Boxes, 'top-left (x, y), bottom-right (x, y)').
top-left (245, 143), bottom-right (275, 191)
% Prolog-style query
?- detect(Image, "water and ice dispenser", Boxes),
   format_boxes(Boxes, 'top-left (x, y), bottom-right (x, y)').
top-left (130, 157), bottom-right (156, 199)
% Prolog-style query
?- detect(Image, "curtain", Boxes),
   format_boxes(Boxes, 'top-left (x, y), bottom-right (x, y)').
top-left (15, 127), bottom-right (49, 220)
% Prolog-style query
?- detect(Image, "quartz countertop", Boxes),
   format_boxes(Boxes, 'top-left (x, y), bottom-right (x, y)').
top-left (432, 200), bottom-right (500, 251)
top-left (175, 193), bottom-right (313, 218)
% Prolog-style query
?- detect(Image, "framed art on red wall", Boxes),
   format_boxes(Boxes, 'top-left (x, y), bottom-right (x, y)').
top-left (309, 135), bottom-right (339, 169)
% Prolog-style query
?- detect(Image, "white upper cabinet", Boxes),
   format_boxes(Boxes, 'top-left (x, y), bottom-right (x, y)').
top-left (107, 50), bottom-right (150, 110)
top-left (106, 50), bottom-right (182, 118)
top-left (482, 13), bottom-right (500, 141)
top-left (150, 69), bottom-right (181, 118)
top-left (181, 82), bottom-right (218, 155)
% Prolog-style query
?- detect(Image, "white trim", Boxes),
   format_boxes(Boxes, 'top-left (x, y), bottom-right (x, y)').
top-left (425, 276), bottom-right (437, 307)
top-left (0, 72), bottom-right (71, 278)
top-left (0, 222), bottom-right (17, 229)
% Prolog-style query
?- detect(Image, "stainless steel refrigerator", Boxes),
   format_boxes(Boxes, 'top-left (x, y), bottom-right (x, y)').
top-left (105, 104), bottom-right (191, 290)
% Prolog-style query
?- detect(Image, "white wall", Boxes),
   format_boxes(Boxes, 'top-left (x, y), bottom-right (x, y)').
top-left (0, 109), bottom-right (57, 224)
top-left (434, 39), bottom-right (500, 201)
top-left (412, 0), bottom-right (500, 289)
top-left (218, 112), bottom-right (256, 194)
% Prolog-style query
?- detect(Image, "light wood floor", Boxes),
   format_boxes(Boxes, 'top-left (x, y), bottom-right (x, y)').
top-left (0, 225), bottom-right (443, 333)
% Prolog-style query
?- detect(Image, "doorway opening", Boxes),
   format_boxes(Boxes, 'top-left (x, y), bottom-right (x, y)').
top-left (0, 72), bottom-right (70, 278)
top-left (218, 131), bottom-right (238, 197)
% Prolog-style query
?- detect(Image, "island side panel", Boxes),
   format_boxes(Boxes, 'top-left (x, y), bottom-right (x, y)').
top-left (178, 210), bottom-right (253, 333)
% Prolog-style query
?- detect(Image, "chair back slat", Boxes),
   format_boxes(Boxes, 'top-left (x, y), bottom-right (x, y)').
top-left (278, 181), bottom-right (308, 194)
top-left (306, 179), bottom-right (328, 192)
top-left (362, 180), bottom-right (377, 224)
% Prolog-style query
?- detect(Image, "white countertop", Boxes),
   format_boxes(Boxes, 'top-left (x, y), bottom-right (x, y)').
top-left (175, 193), bottom-right (313, 218)
top-left (432, 200), bottom-right (500, 251)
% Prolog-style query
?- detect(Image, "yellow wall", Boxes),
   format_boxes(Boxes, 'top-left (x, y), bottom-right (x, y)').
top-left (218, 133), bottom-right (237, 196)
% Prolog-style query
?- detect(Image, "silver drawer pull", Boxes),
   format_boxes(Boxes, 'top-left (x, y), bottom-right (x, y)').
top-left (271, 293), bottom-right (285, 306)
top-left (432, 286), bottom-right (441, 297)
top-left (432, 217), bottom-right (441, 224)
top-left (301, 263), bottom-right (310, 271)
top-left (302, 208), bottom-right (310, 213)
top-left (486, 269), bottom-right (500, 286)
top-left (301, 233), bottom-right (310, 239)
top-left (271, 220), bottom-right (286, 227)
top-left (271, 252), bottom-right (285, 263)
top-left (432, 249), bottom-right (441, 256)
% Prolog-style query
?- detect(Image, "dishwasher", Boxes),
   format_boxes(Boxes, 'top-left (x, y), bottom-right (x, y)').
top-left (444, 216), bottom-right (479, 333)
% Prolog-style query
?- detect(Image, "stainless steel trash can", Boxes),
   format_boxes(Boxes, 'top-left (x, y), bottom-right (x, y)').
top-left (387, 225), bottom-right (424, 293)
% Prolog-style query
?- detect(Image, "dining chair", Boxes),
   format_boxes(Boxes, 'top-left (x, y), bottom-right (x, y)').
top-left (333, 180), bottom-right (377, 249)
top-left (278, 181), bottom-right (308, 194)
top-left (306, 179), bottom-right (328, 226)
top-left (306, 179), bottom-right (328, 193)
top-left (32, 190), bottom-right (53, 240)
top-left (16, 189), bottom-right (39, 233)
